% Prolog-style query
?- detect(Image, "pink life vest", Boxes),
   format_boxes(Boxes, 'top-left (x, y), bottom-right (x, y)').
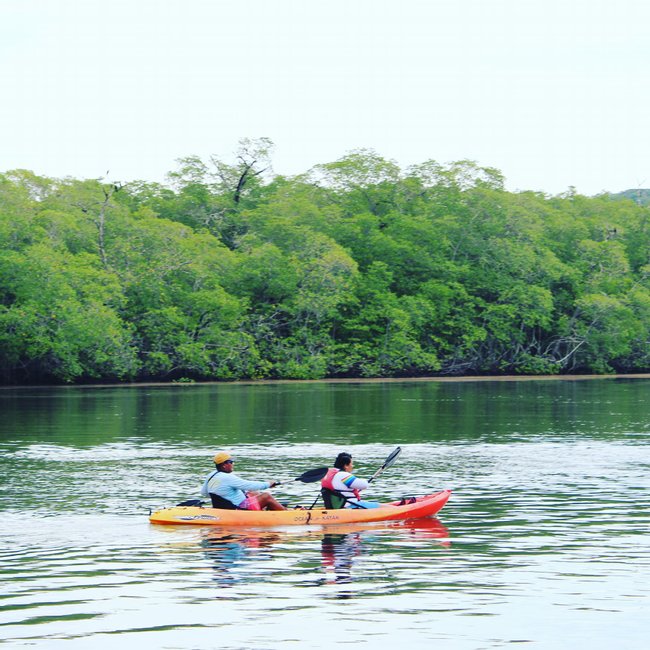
top-left (321, 467), bottom-right (361, 499)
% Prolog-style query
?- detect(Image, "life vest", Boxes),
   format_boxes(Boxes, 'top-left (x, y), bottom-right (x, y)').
top-left (321, 468), bottom-right (361, 499)
top-left (321, 468), bottom-right (339, 491)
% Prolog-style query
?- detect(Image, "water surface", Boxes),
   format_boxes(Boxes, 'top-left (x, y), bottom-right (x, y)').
top-left (1, 378), bottom-right (649, 648)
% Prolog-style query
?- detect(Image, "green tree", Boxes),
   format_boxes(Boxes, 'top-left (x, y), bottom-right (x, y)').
top-left (0, 245), bottom-right (136, 382)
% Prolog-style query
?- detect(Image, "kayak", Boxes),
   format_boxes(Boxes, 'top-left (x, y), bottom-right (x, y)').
top-left (149, 489), bottom-right (451, 527)
top-left (200, 516), bottom-right (450, 541)
top-left (150, 490), bottom-right (450, 527)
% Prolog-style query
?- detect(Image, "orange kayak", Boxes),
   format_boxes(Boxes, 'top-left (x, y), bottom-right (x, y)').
top-left (149, 490), bottom-right (451, 527)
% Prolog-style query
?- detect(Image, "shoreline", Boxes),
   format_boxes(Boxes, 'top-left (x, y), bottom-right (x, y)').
top-left (3, 373), bottom-right (650, 391)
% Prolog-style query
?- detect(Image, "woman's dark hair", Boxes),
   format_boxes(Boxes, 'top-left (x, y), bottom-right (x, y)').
top-left (334, 452), bottom-right (352, 470)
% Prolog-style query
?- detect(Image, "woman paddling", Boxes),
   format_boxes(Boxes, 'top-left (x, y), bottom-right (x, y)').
top-left (321, 452), bottom-right (381, 509)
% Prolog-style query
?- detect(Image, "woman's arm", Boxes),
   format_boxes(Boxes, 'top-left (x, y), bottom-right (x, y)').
top-left (334, 472), bottom-right (369, 492)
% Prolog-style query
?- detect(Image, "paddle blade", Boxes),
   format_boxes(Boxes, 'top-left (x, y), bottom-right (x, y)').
top-left (382, 446), bottom-right (402, 470)
top-left (368, 446), bottom-right (402, 482)
top-left (295, 467), bottom-right (328, 483)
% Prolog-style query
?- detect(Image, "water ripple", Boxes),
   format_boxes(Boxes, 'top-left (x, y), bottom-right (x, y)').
top-left (3, 382), bottom-right (650, 649)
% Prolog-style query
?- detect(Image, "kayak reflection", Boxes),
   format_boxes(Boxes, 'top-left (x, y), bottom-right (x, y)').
top-left (398, 516), bottom-right (451, 543)
top-left (199, 518), bottom-right (450, 588)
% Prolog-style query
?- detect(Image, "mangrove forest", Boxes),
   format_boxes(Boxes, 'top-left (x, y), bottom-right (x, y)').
top-left (2, 139), bottom-right (650, 384)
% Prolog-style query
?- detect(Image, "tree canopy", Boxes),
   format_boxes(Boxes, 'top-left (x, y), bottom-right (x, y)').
top-left (2, 143), bottom-right (650, 384)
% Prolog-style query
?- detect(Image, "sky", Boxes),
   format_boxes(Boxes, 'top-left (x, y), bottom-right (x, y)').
top-left (1, 0), bottom-right (649, 196)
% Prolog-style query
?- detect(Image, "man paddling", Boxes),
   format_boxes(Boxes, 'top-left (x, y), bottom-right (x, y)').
top-left (201, 452), bottom-right (286, 511)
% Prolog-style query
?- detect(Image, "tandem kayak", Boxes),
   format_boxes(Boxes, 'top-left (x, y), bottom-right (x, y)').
top-left (149, 489), bottom-right (451, 527)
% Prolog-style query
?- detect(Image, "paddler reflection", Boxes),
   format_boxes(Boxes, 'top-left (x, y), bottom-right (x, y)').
top-left (320, 518), bottom-right (451, 592)
top-left (201, 529), bottom-right (281, 587)
top-left (320, 531), bottom-right (363, 594)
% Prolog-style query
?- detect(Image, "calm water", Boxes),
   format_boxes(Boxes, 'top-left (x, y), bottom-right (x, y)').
top-left (1, 378), bottom-right (649, 649)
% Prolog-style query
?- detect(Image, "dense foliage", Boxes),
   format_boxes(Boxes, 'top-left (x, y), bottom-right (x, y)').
top-left (612, 189), bottom-right (650, 206)
top-left (2, 140), bottom-right (650, 384)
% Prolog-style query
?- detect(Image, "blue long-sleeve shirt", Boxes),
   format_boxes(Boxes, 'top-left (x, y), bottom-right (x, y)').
top-left (201, 470), bottom-right (270, 506)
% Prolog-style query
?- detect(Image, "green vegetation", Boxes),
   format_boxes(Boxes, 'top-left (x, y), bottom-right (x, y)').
top-left (611, 188), bottom-right (650, 206)
top-left (2, 139), bottom-right (650, 384)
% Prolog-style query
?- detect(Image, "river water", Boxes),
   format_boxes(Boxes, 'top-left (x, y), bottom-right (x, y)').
top-left (1, 378), bottom-right (649, 649)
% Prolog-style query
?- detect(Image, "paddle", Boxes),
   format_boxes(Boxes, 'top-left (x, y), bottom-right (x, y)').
top-left (276, 467), bottom-right (328, 486)
top-left (368, 446), bottom-right (402, 483)
top-left (294, 466), bottom-right (329, 483)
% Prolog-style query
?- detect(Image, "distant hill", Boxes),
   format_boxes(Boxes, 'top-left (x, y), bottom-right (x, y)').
top-left (610, 189), bottom-right (650, 205)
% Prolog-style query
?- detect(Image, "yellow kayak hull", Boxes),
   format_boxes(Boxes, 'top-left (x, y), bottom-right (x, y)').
top-left (149, 490), bottom-right (451, 527)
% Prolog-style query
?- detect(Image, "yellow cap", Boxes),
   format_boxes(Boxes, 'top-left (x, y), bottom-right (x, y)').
top-left (213, 451), bottom-right (232, 465)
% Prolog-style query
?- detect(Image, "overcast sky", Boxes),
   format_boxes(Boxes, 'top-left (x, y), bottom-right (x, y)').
top-left (1, 0), bottom-right (648, 195)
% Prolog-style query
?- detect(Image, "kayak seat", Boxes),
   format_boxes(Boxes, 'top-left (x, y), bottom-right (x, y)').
top-left (320, 488), bottom-right (367, 509)
top-left (209, 493), bottom-right (239, 510)
top-left (321, 488), bottom-right (346, 509)
top-left (176, 499), bottom-right (206, 507)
